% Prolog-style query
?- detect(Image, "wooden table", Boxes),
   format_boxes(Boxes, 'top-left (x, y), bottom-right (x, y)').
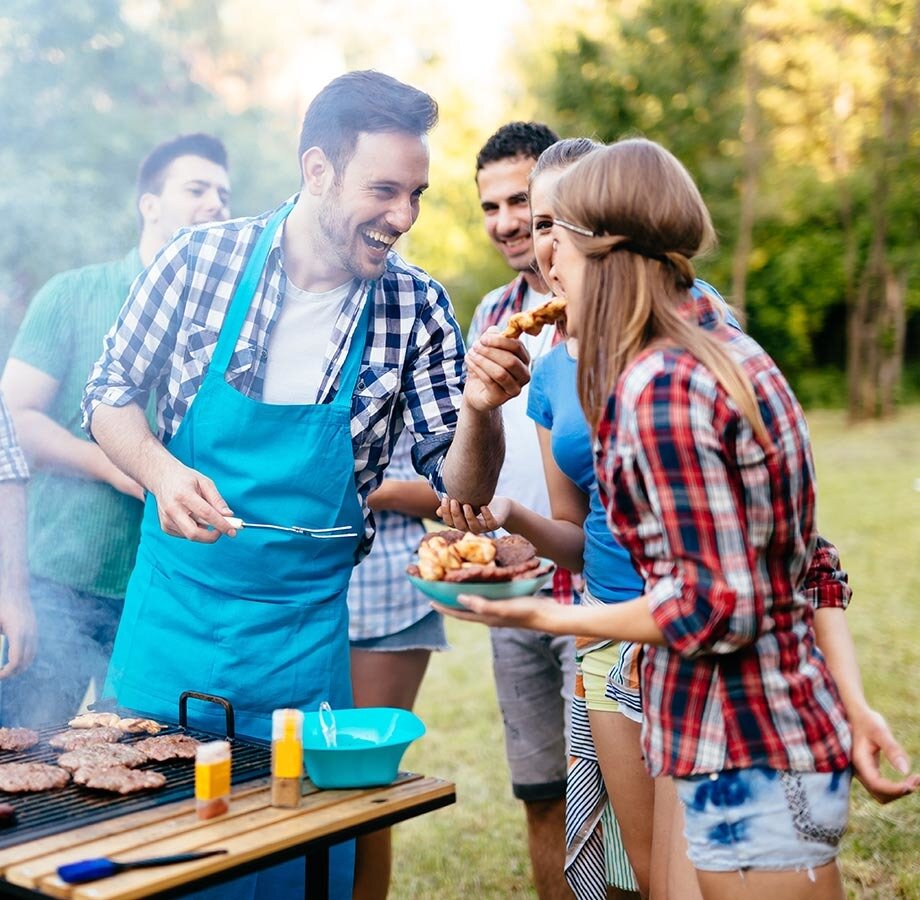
top-left (0, 773), bottom-right (455, 899)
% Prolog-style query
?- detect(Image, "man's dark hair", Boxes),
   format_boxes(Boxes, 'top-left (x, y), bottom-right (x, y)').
top-left (475, 122), bottom-right (560, 174)
top-left (298, 70), bottom-right (439, 176)
top-left (136, 132), bottom-right (228, 200)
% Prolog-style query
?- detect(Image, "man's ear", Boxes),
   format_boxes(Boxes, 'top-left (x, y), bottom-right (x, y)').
top-left (301, 147), bottom-right (335, 196)
top-left (138, 192), bottom-right (160, 225)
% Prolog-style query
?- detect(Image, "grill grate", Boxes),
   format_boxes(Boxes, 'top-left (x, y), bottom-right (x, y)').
top-left (0, 712), bottom-right (271, 849)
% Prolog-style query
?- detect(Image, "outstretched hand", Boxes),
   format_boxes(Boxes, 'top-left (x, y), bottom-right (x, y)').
top-left (437, 496), bottom-right (511, 533)
top-left (433, 593), bottom-right (557, 631)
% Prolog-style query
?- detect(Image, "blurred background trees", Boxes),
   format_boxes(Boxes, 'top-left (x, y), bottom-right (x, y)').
top-left (1, 0), bottom-right (917, 415)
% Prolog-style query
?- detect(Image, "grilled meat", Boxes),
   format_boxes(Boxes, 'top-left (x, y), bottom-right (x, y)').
top-left (133, 734), bottom-right (200, 761)
top-left (49, 727), bottom-right (125, 750)
top-left (493, 535), bottom-right (538, 567)
top-left (0, 762), bottom-right (70, 792)
top-left (0, 727), bottom-right (40, 752)
top-left (73, 766), bottom-right (166, 794)
top-left (69, 713), bottom-right (166, 734)
top-left (57, 743), bottom-right (147, 771)
top-left (441, 558), bottom-right (545, 583)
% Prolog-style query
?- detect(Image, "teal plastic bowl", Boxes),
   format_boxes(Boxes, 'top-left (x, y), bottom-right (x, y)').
top-left (302, 707), bottom-right (426, 789)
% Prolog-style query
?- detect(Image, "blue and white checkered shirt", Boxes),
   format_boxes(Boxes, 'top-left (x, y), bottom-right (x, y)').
top-left (0, 391), bottom-right (29, 483)
top-left (82, 197), bottom-right (465, 557)
top-left (347, 431), bottom-right (432, 640)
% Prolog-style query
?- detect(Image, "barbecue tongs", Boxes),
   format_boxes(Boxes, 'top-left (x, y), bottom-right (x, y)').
top-left (222, 516), bottom-right (358, 539)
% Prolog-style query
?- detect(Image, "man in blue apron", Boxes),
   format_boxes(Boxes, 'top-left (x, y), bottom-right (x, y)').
top-left (82, 70), bottom-right (529, 898)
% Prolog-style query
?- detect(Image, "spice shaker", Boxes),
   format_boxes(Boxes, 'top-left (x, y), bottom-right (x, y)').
top-left (195, 740), bottom-right (231, 819)
top-left (271, 708), bottom-right (304, 808)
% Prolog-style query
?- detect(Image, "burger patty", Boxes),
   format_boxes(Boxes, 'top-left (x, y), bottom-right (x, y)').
top-left (57, 743), bottom-right (147, 771)
top-left (494, 535), bottom-right (538, 567)
top-left (0, 727), bottom-right (40, 752)
top-left (133, 734), bottom-right (200, 761)
top-left (441, 558), bottom-right (544, 583)
top-left (48, 726), bottom-right (125, 751)
top-left (73, 766), bottom-right (167, 794)
top-left (0, 762), bottom-right (70, 792)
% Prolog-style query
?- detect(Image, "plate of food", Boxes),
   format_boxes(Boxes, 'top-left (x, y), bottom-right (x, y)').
top-left (406, 530), bottom-right (555, 607)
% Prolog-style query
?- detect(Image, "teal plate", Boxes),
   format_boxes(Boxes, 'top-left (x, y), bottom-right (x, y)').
top-left (408, 558), bottom-right (556, 608)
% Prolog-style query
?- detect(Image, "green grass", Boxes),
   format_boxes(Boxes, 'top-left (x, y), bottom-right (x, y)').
top-left (390, 407), bottom-right (920, 899)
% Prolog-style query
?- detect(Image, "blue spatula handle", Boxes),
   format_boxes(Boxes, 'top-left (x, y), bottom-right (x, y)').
top-left (58, 859), bottom-right (121, 884)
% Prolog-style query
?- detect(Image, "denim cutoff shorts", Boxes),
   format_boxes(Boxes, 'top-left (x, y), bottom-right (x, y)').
top-left (675, 766), bottom-right (850, 873)
top-left (349, 609), bottom-right (448, 652)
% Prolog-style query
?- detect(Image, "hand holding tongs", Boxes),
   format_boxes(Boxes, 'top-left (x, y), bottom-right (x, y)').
top-left (223, 516), bottom-right (358, 539)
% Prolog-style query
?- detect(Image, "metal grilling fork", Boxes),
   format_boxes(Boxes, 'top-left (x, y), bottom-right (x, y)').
top-left (222, 516), bottom-right (359, 539)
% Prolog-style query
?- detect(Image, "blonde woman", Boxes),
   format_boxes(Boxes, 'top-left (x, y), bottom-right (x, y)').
top-left (440, 139), bottom-right (853, 900)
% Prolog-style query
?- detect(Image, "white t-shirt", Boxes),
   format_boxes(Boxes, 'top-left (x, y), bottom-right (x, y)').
top-left (492, 285), bottom-right (555, 519)
top-left (262, 278), bottom-right (352, 405)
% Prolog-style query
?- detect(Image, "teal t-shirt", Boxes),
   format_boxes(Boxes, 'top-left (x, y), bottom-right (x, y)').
top-left (9, 249), bottom-right (147, 598)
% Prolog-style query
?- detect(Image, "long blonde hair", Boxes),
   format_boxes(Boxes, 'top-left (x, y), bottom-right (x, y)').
top-left (554, 139), bottom-right (768, 441)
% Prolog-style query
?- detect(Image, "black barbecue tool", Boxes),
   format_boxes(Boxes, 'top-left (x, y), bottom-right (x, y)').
top-left (58, 849), bottom-right (228, 884)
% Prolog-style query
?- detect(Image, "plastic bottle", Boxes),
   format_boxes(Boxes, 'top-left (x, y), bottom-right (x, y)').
top-left (271, 708), bottom-right (303, 808)
top-left (195, 740), bottom-right (231, 819)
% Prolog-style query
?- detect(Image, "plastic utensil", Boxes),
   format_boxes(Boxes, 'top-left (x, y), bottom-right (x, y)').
top-left (222, 516), bottom-right (358, 539)
top-left (318, 701), bottom-right (337, 748)
top-left (58, 850), bottom-right (228, 884)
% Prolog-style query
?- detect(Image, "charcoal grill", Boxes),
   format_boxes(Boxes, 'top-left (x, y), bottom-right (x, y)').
top-left (0, 691), bottom-right (270, 849)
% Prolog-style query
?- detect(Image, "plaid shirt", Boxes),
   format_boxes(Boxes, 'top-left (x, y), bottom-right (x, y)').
top-left (347, 431), bottom-right (432, 640)
top-left (0, 391), bottom-right (29, 483)
top-left (597, 291), bottom-right (851, 777)
top-left (82, 198), bottom-right (465, 557)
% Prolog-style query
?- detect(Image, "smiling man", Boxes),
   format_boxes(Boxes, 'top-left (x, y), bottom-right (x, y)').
top-left (81, 71), bottom-right (526, 900)
top-left (0, 133), bottom-right (230, 730)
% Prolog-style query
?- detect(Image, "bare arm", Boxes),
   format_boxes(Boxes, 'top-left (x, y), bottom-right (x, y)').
top-left (90, 402), bottom-right (235, 543)
top-left (441, 329), bottom-right (531, 507)
top-left (435, 590), bottom-right (666, 646)
top-left (367, 478), bottom-right (441, 519)
top-left (815, 607), bottom-right (919, 803)
top-left (0, 481), bottom-right (35, 678)
top-left (1, 359), bottom-right (143, 499)
top-left (438, 425), bottom-right (589, 571)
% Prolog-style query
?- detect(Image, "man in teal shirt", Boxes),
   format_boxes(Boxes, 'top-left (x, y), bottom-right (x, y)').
top-left (0, 133), bottom-right (231, 726)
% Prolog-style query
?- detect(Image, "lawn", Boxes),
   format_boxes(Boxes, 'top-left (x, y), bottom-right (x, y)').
top-left (390, 406), bottom-right (920, 899)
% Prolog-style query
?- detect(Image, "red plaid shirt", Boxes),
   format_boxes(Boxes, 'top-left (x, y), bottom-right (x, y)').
top-left (596, 292), bottom-right (851, 777)
top-left (470, 275), bottom-right (574, 604)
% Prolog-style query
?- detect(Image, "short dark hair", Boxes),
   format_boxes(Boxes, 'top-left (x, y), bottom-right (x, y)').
top-left (136, 132), bottom-right (228, 201)
top-left (475, 122), bottom-right (560, 174)
top-left (298, 70), bottom-right (439, 175)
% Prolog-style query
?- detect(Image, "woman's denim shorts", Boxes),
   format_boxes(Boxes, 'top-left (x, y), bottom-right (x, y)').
top-left (349, 609), bottom-right (448, 652)
top-left (675, 766), bottom-right (850, 873)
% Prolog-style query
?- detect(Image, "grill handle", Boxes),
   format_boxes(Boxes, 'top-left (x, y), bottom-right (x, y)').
top-left (179, 691), bottom-right (236, 739)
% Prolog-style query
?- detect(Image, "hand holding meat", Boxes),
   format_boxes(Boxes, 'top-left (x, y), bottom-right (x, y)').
top-left (462, 328), bottom-right (531, 411)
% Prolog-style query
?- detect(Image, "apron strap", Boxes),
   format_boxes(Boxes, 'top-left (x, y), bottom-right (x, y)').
top-left (210, 202), bottom-right (294, 377)
top-left (331, 285), bottom-right (374, 408)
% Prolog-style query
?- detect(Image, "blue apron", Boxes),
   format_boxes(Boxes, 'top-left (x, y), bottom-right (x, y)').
top-left (106, 203), bottom-right (366, 898)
